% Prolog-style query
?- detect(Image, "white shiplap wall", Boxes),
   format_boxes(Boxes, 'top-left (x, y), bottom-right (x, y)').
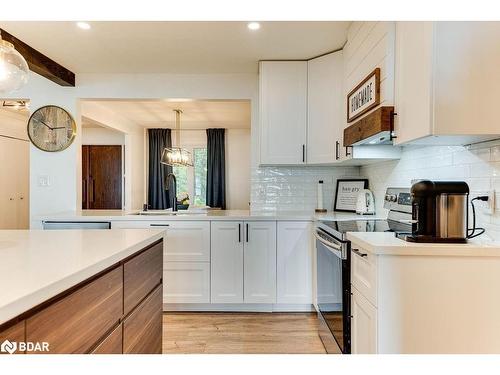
top-left (343, 22), bottom-right (395, 127)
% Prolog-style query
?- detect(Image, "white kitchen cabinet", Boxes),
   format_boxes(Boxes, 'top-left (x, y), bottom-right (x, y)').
top-left (259, 61), bottom-right (308, 165)
top-left (276, 221), bottom-right (312, 304)
top-left (394, 22), bottom-right (500, 145)
top-left (210, 221), bottom-right (244, 303)
top-left (244, 221), bottom-right (277, 303)
top-left (351, 286), bottom-right (377, 354)
top-left (111, 220), bottom-right (210, 262)
top-left (307, 51), bottom-right (344, 164)
top-left (163, 261), bottom-right (210, 303)
top-left (210, 220), bottom-right (277, 304)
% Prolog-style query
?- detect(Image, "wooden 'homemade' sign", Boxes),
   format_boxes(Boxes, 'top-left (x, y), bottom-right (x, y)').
top-left (347, 68), bottom-right (380, 122)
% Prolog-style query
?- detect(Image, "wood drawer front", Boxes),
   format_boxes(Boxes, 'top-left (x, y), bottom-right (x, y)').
top-left (26, 266), bottom-right (123, 354)
top-left (124, 241), bottom-right (163, 315)
top-left (0, 321), bottom-right (25, 354)
top-left (351, 247), bottom-right (378, 307)
top-left (91, 324), bottom-right (123, 354)
top-left (123, 285), bottom-right (162, 354)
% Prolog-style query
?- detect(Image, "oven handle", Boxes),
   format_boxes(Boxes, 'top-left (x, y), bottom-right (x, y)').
top-left (314, 229), bottom-right (344, 259)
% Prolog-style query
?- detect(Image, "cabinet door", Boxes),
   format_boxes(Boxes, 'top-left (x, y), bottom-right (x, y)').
top-left (259, 61), bottom-right (307, 165)
top-left (244, 221), bottom-right (277, 303)
top-left (307, 51), bottom-right (344, 164)
top-left (210, 221), bottom-right (244, 303)
top-left (351, 287), bottom-right (377, 354)
top-left (276, 221), bottom-right (312, 304)
top-left (394, 22), bottom-right (434, 145)
top-left (163, 262), bottom-right (210, 303)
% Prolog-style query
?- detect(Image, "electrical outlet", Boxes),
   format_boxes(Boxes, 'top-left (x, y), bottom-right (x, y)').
top-left (473, 190), bottom-right (495, 214)
top-left (37, 175), bottom-right (50, 187)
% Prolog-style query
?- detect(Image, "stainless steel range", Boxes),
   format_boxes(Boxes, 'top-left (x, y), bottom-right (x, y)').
top-left (315, 187), bottom-right (412, 354)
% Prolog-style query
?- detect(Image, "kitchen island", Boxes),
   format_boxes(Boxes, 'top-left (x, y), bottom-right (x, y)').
top-left (0, 229), bottom-right (165, 354)
top-left (347, 232), bottom-right (500, 354)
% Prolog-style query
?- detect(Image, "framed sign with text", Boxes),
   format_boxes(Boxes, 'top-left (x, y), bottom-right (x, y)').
top-left (347, 68), bottom-right (380, 123)
top-left (334, 178), bottom-right (369, 212)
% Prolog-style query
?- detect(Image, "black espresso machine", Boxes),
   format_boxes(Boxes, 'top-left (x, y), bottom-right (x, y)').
top-left (399, 180), bottom-right (485, 243)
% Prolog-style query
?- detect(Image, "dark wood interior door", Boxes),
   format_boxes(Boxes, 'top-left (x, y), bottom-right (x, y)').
top-left (82, 145), bottom-right (122, 209)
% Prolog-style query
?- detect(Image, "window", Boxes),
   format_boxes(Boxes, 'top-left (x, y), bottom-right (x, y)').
top-left (172, 147), bottom-right (207, 207)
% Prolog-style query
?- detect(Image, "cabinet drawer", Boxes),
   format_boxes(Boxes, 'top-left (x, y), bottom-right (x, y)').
top-left (351, 246), bottom-right (377, 306)
top-left (111, 221), bottom-right (210, 262)
top-left (124, 240), bottom-right (163, 315)
top-left (351, 286), bottom-right (377, 354)
top-left (163, 262), bottom-right (210, 303)
top-left (123, 285), bottom-right (162, 354)
top-left (0, 321), bottom-right (25, 354)
top-left (91, 324), bottom-right (123, 354)
top-left (26, 266), bottom-right (123, 354)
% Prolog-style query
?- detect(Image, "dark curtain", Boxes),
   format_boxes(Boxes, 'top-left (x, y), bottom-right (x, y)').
top-left (206, 128), bottom-right (226, 209)
top-left (148, 128), bottom-right (173, 209)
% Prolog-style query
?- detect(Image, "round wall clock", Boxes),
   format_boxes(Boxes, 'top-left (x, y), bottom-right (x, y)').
top-left (27, 105), bottom-right (76, 152)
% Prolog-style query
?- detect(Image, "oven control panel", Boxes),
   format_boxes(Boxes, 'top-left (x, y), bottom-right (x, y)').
top-left (383, 187), bottom-right (412, 213)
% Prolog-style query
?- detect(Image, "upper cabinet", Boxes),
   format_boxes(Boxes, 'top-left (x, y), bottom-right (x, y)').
top-left (394, 22), bottom-right (500, 145)
top-left (307, 51), bottom-right (344, 164)
top-left (259, 61), bottom-right (308, 165)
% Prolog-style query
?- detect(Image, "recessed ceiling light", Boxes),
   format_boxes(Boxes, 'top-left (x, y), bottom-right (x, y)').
top-left (247, 22), bottom-right (261, 31)
top-left (76, 22), bottom-right (91, 30)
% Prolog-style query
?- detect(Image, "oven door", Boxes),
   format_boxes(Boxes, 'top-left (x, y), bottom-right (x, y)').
top-left (315, 228), bottom-right (351, 354)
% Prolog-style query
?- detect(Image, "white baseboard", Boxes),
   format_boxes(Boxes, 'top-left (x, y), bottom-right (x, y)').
top-left (163, 303), bottom-right (315, 312)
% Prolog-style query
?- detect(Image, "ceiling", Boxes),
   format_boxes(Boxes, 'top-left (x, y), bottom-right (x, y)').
top-left (83, 100), bottom-right (251, 129)
top-left (0, 21), bottom-right (350, 74)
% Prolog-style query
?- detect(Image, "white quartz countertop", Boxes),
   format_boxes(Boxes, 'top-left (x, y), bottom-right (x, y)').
top-left (0, 229), bottom-right (165, 325)
top-left (347, 232), bottom-right (500, 256)
top-left (37, 209), bottom-right (374, 222)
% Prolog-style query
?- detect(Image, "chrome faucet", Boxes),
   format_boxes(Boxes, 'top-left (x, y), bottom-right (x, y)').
top-left (166, 173), bottom-right (178, 212)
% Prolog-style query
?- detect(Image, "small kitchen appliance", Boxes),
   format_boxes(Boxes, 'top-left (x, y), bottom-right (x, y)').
top-left (403, 180), bottom-right (469, 243)
top-left (355, 189), bottom-right (375, 215)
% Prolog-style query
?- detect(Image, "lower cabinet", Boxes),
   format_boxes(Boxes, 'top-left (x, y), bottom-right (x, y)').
top-left (163, 262), bottom-right (210, 303)
top-left (210, 221), bottom-right (277, 304)
top-left (351, 286), bottom-right (377, 354)
top-left (211, 221), bottom-right (244, 303)
top-left (276, 221), bottom-right (313, 304)
top-left (123, 285), bottom-right (163, 354)
top-left (244, 221), bottom-right (277, 303)
top-left (0, 239), bottom-right (163, 354)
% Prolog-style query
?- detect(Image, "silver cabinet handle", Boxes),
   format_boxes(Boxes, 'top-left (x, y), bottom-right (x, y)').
top-left (150, 224), bottom-right (170, 227)
top-left (352, 248), bottom-right (368, 257)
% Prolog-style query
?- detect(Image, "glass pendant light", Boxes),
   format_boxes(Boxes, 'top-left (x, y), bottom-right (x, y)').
top-left (160, 109), bottom-right (193, 167)
top-left (0, 31), bottom-right (29, 94)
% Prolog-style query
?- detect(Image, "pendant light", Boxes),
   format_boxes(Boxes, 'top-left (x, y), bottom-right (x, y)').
top-left (160, 109), bottom-right (193, 167)
top-left (0, 31), bottom-right (29, 94)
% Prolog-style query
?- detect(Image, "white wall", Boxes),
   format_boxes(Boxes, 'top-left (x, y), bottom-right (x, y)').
top-left (82, 127), bottom-right (125, 145)
top-left (226, 129), bottom-right (251, 209)
top-left (3, 72), bottom-right (258, 223)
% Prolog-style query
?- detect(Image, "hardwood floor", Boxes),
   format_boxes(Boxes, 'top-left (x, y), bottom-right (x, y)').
top-left (163, 312), bottom-right (326, 354)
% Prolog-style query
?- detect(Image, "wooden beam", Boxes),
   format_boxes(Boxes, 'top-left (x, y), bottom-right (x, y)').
top-left (0, 28), bottom-right (75, 87)
top-left (343, 106), bottom-right (394, 147)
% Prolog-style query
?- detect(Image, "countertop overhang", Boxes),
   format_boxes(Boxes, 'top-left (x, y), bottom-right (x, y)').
top-left (0, 229), bottom-right (165, 325)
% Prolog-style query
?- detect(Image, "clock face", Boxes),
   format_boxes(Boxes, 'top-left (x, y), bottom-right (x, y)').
top-left (27, 105), bottom-right (76, 152)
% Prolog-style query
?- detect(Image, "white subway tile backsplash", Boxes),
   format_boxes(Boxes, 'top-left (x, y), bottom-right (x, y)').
top-left (251, 166), bottom-right (359, 212)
